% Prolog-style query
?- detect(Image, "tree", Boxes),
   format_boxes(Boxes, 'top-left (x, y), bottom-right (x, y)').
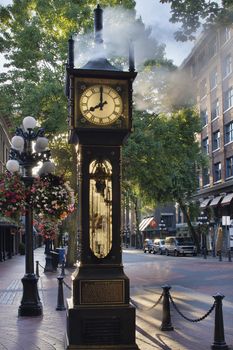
top-left (160, 0), bottom-right (233, 41)
top-left (123, 108), bottom-right (207, 249)
top-left (0, 0), bottom-right (136, 265)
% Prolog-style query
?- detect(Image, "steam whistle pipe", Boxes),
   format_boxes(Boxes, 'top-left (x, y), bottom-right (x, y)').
top-left (68, 36), bottom-right (74, 68)
top-left (94, 4), bottom-right (103, 44)
top-left (129, 40), bottom-right (135, 72)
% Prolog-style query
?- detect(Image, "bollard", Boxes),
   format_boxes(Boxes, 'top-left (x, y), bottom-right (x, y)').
top-left (36, 260), bottom-right (40, 277)
top-left (160, 285), bottom-right (174, 331)
top-left (44, 254), bottom-right (54, 272)
top-left (60, 260), bottom-right (66, 276)
top-left (227, 250), bottom-right (231, 262)
top-left (56, 276), bottom-right (66, 311)
top-left (218, 251), bottom-right (222, 262)
top-left (203, 247), bottom-right (207, 259)
top-left (211, 293), bottom-right (228, 350)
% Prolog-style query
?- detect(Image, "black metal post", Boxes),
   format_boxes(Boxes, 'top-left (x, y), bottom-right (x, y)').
top-left (18, 173), bottom-right (42, 316)
top-left (219, 250), bottom-right (222, 262)
top-left (60, 260), bottom-right (66, 276)
top-left (160, 285), bottom-right (174, 331)
top-left (211, 293), bottom-right (228, 350)
top-left (36, 260), bottom-right (40, 277)
top-left (56, 276), bottom-right (66, 311)
top-left (227, 249), bottom-right (231, 262)
top-left (7, 118), bottom-right (52, 317)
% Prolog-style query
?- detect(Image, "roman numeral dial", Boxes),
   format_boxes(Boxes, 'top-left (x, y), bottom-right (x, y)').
top-left (80, 85), bottom-right (123, 125)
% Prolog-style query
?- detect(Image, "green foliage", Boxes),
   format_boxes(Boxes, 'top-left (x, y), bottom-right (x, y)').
top-left (160, 0), bottom-right (233, 41)
top-left (0, 0), bottom-right (135, 131)
top-left (123, 108), bottom-right (206, 207)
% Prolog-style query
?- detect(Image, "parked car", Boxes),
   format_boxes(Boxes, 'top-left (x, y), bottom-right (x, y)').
top-left (143, 239), bottom-right (154, 253)
top-left (153, 239), bottom-right (165, 255)
top-left (164, 236), bottom-right (197, 256)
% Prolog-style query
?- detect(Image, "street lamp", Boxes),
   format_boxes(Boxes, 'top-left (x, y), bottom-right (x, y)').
top-left (159, 219), bottom-right (166, 239)
top-left (6, 116), bottom-right (54, 316)
top-left (197, 211), bottom-right (209, 259)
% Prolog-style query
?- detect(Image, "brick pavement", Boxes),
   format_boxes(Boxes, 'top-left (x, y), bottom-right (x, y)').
top-left (0, 247), bottom-right (232, 350)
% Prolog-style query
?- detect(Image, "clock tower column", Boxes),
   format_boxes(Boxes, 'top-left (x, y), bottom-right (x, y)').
top-left (65, 5), bottom-right (139, 349)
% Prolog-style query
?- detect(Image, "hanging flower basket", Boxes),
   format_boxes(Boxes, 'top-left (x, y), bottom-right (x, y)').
top-left (0, 171), bottom-right (26, 219)
top-left (34, 217), bottom-right (59, 241)
top-left (32, 173), bottom-right (74, 220)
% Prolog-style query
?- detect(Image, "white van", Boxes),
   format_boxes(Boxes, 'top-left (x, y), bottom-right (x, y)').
top-left (164, 236), bottom-right (197, 256)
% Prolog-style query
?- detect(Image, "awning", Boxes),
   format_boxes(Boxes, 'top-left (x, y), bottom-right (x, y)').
top-left (221, 193), bottom-right (233, 206)
top-left (200, 198), bottom-right (211, 208)
top-left (209, 196), bottom-right (222, 207)
top-left (139, 217), bottom-right (156, 231)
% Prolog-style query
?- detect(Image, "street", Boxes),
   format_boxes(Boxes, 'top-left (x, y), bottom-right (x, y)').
top-left (122, 248), bottom-right (233, 349)
top-left (123, 248), bottom-right (233, 304)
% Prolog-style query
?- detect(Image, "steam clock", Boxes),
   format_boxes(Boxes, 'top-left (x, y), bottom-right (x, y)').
top-left (65, 5), bottom-right (138, 349)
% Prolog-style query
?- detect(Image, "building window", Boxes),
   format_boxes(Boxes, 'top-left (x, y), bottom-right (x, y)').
top-left (199, 78), bottom-right (207, 99)
top-left (223, 54), bottom-right (232, 78)
top-left (200, 108), bottom-right (208, 127)
top-left (211, 98), bottom-right (220, 120)
top-left (225, 122), bottom-right (233, 144)
top-left (213, 130), bottom-right (220, 151)
top-left (214, 162), bottom-right (221, 182)
top-left (202, 137), bottom-right (209, 154)
top-left (208, 36), bottom-right (217, 58)
top-left (223, 87), bottom-right (233, 111)
top-left (197, 50), bottom-right (206, 71)
top-left (191, 63), bottom-right (196, 78)
top-left (226, 156), bottom-right (233, 178)
top-left (209, 68), bottom-right (218, 90)
top-left (203, 168), bottom-right (210, 186)
top-left (221, 26), bottom-right (231, 44)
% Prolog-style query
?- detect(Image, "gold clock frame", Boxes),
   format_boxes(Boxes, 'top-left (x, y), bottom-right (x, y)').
top-left (74, 77), bottom-right (129, 129)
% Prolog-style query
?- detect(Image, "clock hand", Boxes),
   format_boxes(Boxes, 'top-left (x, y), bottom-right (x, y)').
top-left (99, 86), bottom-right (103, 109)
top-left (89, 100), bottom-right (108, 112)
top-left (90, 104), bottom-right (100, 112)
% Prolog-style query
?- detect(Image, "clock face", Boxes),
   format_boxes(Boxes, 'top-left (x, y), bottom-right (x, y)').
top-left (80, 85), bottom-right (123, 125)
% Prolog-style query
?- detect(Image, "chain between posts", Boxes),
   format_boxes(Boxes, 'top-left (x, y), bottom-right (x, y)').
top-left (63, 279), bottom-right (72, 291)
top-left (38, 262), bottom-right (45, 270)
top-left (130, 292), bottom-right (163, 311)
top-left (169, 292), bottom-right (216, 323)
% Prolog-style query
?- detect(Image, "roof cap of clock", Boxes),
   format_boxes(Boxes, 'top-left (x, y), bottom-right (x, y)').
top-left (81, 4), bottom-right (122, 72)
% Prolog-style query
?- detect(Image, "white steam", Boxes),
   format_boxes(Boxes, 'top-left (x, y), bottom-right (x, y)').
top-left (74, 6), bottom-right (163, 69)
top-left (73, 6), bottom-right (195, 114)
top-left (134, 68), bottom-right (195, 113)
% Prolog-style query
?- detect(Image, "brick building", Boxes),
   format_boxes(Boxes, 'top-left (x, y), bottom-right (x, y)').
top-left (181, 25), bottom-right (233, 251)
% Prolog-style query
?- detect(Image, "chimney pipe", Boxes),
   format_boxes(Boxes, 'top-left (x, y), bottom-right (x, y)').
top-left (68, 36), bottom-right (74, 68)
top-left (129, 40), bottom-right (135, 72)
top-left (94, 4), bottom-right (103, 44)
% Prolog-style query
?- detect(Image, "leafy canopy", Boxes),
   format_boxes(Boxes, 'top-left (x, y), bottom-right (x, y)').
top-left (160, 0), bottom-right (233, 41)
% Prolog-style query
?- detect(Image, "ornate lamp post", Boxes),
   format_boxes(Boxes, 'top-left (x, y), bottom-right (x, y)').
top-left (159, 219), bottom-right (166, 239)
top-left (6, 116), bottom-right (54, 316)
top-left (197, 211), bottom-right (209, 259)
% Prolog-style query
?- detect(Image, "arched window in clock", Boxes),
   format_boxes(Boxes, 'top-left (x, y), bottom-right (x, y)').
top-left (89, 159), bottom-right (112, 258)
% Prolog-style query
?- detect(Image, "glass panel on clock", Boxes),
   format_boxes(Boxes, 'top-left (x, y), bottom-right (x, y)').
top-left (89, 159), bottom-right (112, 258)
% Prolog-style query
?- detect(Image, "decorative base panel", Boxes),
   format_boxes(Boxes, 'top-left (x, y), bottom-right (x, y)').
top-left (65, 298), bottom-right (139, 349)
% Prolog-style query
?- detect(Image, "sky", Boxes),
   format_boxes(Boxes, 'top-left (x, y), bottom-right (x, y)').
top-left (135, 0), bottom-right (194, 65)
top-left (0, 0), bottom-right (194, 71)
